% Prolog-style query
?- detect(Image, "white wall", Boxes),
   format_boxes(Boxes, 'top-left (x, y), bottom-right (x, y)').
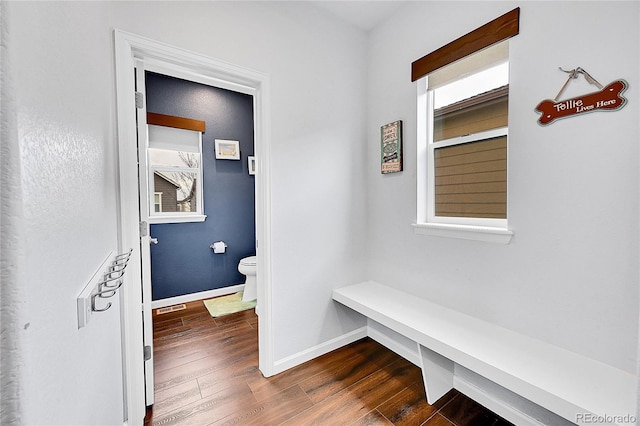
top-left (366, 1), bottom-right (639, 372)
top-left (6, 1), bottom-right (638, 424)
top-left (6, 3), bottom-right (369, 422)
top-left (1, 1), bottom-right (27, 422)
top-left (107, 1), bottom-right (369, 362)
top-left (5, 1), bottom-right (124, 424)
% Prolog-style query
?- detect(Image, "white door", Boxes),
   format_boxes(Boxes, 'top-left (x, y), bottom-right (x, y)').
top-left (135, 61), bottom-right (155, 407)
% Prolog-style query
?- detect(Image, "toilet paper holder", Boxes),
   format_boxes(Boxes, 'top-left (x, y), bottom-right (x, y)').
top-left (210, 241), bottom-right (227, 253)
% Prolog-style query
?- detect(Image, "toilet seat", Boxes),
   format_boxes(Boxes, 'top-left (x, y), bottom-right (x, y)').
top-left (239, 256), bottom-right (256, 266)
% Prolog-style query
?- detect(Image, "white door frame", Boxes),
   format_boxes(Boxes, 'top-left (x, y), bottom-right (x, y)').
top-left (114, 29), bottom-right (274, 424)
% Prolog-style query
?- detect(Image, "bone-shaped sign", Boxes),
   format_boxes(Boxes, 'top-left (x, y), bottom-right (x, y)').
top-left (535, 80), bottom-right (628, 125)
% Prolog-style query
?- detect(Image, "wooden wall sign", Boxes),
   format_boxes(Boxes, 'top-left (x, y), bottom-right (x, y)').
top-left (381, 120), bottom-right (403, 174)
top-left (535, 68), bottom-right (628, 126)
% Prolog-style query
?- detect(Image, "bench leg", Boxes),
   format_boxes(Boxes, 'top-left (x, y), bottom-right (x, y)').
top-left (418, 343), bottom-right (454, 404)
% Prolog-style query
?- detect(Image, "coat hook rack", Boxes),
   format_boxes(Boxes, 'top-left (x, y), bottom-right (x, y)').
top-left (77, 249), bottom-right (133, 328)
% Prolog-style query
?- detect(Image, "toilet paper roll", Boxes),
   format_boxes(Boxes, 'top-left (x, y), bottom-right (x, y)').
top-left (212, 241), bottom-right (226, 254)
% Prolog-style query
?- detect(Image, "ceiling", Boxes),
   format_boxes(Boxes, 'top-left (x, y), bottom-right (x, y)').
top-left (310, 1), bottom-right (408, 31)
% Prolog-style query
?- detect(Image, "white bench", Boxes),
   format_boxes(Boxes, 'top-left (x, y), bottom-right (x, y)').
top-left (333, 281), bottom-right (637, 426)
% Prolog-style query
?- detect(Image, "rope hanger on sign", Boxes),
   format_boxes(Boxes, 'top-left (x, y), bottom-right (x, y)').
top-left (553, 67), bottom-right (603, 101)
top-left (535, 66), bottom-right (628, 126)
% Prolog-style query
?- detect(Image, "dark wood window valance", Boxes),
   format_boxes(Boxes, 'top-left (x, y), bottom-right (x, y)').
top-left (147, 112), bottom-right (206, 133)
top-left (411, 8), bottom-right (520, 82)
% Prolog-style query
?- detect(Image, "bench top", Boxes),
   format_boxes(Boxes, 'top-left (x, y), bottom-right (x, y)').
top-left (333, 281), bottom-right (636, 424)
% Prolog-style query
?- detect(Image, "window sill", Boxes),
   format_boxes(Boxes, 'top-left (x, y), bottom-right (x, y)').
top-left (412, 222), bottom-right (513, 244)
top-left (149, 214), bottom-right (207, 225)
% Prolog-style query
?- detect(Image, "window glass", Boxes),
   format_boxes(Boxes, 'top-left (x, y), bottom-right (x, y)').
top-left (147, 124), bottom-right (204, 221)
top-left (149, 148), bottom-right (200, 169)
top-left (434, 62), bottom-right (509, 109)
top-left (433, 62), bottom-right (508, 142)
top-left (154, 192), bottom-right (162, 213)
top-left (425, 42), bottom-right (509, 226)
top-left (435, 136), bottom-right (507, 219)
top-left (152, 170), bottom-right (198, 213)
top-left (412, 10), bottom-right (518, 241)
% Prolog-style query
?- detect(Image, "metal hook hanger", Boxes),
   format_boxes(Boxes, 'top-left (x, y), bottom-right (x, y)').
top-left (91, 286), bottom-right (119, 312)
top-left (555, 67), bottom-right (603, 100)
top-left (99, 278), bottom-right (124, 298)
top-left (77, 248), bottom-right (135, 327)
top-left (558, 66), bottom-right (578, 76)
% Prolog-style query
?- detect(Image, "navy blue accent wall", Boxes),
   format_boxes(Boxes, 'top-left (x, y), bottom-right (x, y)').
top-left (146, 72), bottom-right (255, 301)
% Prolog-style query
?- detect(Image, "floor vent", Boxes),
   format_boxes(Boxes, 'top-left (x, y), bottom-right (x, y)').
top-left (156, 304), bottom-right (187, 315)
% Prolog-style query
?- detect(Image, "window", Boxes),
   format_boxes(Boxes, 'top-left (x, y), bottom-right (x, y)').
top-left (412, 8), bottom-right (519, 243)
top-left (154, 192), bottom-right (163, 212)
top-left (430, 51), bottom-right (509, 225)
top-left (147, 123), bottom-right (205, 223)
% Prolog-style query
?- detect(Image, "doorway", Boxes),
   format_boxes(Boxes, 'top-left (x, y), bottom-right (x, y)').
top-left (139, 66), bottom-right (258, 406)
top-left (114, 30), bottom-right (274, 424)
top-left (141, 70), bottom-right (257, 303)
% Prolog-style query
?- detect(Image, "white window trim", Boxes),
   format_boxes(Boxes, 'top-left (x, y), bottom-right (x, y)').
top-left (414, 77), bottom-right (513, 244)
top-left (148, 130), bottom-right (207, 224)
top-left (148, 214), bottom-right (207, 224)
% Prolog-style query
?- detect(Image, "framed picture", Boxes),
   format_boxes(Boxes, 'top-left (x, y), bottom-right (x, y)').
top-left (214, 139), bottom-right (240, 160)
top-left (381, 120), bottom-right (402, 174)
top-left (248, 156), bottom-right (256, 175)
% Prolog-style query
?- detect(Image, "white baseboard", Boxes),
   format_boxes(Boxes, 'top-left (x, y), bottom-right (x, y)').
top-left (281, 323), bottom-right (564, 426)
top-left (271, 326), bottom-right (368, 375)
top-left (151, 284), bottom-right (245, 309)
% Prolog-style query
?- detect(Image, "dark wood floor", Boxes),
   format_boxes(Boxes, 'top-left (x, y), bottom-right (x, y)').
top-left (145, 299), bottom-right (513, 426)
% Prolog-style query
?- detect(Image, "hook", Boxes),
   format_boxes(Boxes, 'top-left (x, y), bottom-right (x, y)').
top-left (559, 67), bottom-right (578, 77)
top-left (554, 66), bottom-right (603, 101)
top-left (109, 262), bottom-right (128, 274)
top-left (113, 249), bottom-right (133, 264)
top-left (99, 280), bottom-right (124, 298)
top-left (558, 66), bottom-right (603, 87)
top-left (91, 286), bottom-right (119, 312)
top-left (80, 248), bottom-right (133, 322)
top-left (102, 268), bottom-right (126, 285)
top-left (114, 248), bottom-right (133, 260)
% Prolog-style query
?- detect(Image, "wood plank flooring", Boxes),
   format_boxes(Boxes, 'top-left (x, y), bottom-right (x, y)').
top-left (145, 299), bottom-right (513, 426)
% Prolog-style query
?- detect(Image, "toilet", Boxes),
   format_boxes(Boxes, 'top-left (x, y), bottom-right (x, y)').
top-left (238, 256), bottom-right (257, 302)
